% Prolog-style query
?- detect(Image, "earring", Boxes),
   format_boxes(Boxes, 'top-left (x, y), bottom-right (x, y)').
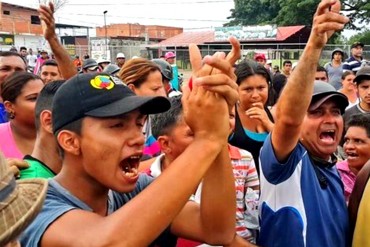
top-left (8, 111), bottom-right (15, 119)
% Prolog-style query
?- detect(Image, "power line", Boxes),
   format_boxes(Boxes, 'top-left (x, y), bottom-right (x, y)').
top-left (58, 13), bottom-right (228, 23)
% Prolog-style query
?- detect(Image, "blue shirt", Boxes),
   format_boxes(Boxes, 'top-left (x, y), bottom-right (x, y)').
top-left (21, 174), bottom-right (177, 247)
top-left (170, 64), bottom-right (179, 91)
top-left (258, 135), bottom-right (349, 247)
top-left (0, 103), bottom-right (7, 123)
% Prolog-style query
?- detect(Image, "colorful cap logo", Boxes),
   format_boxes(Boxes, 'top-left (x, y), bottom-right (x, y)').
top-left (90, 75), bottom-right (115, 90)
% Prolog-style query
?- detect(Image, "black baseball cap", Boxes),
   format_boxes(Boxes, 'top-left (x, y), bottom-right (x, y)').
top-left (82, 59), bottom-right (99, 70)
top-left (354, 66), bottom-right (370, 85)
top-left (52, 73), bottom-right (171, 133)
top-left (309, 81), bottom-right (348, 114)
top-left (351, 41), bottom-right (364, 49)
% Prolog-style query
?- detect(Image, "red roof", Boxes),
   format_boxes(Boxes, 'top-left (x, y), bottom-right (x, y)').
top-left (276, 26), bottom-right (305, 41)
top-left (156, 31), bottom-right (215, 47)
top-left (155, 26), bottom-right (306, 47)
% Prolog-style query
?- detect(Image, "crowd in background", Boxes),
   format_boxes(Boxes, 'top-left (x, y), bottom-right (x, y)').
top-left (1, 1), bottom-right (370, 247)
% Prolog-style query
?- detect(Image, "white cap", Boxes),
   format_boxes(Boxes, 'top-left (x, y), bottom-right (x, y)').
top-left (97, 57), bottom-right (110, 64)
top-left (116, 52), bottom-right (125, 59)
top-left (266, 60), bottom-right (272, 65)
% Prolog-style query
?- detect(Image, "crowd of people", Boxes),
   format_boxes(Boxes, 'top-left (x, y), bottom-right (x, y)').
top-left (0, 0), bottom-right (370, 246)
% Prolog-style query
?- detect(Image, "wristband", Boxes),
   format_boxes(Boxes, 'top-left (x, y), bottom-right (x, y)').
top-left (188, 77), bottom-right (193, 90)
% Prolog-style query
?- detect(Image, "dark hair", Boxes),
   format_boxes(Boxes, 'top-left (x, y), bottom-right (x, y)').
top-left (0, 51), bottom-right (27, 66)
top-left (40, 59), bottom-right (60, 74)
top-left (283, 60), bottom-right (292, 66)
top-left (20, 47), bottom-right (27, 51)
top-left (235, 60), bottom-right (271, 86)
top-left (118, 58), bottom-right (161, 88)
top-left (272, 74), bottom-right (288, 103)
top-left (1, 72), bottom-right (41, 103)
top-left (56, 118), bottom-right (83, 158)
top-left (341, 70), bottom-right (355, 80)
top-left (235, 60), bottom-right (275, 106)
top-left (151, 95), bottom-right (183, 139)
top-left (346, 113), bottom-right (370, 138)
top-left (317, 65), bottom-right (328, 75)
top-left (41, 59), bottom-right (58, 68)
top-left (35, 80), bottom-right (65, 131)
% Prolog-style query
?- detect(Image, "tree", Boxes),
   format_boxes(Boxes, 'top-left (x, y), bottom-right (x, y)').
top-left (275, 0), bottom-right (320, 26)
top-left (348, 29), bottom-right (370, 45)
top-left (225, 0), bottom-right (279, 26)
top-left (342, 1), bottom-right (370, 30)
top-left (38, 0), bottom-right (68, 12)
top-left (226, 0), bottom-right (370, 29)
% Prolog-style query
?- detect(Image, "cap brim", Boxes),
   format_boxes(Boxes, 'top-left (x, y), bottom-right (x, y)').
top-left (0, 175), bottom-right (48, 245)
top-left (86, 66), bottom-right (99, 71)
top-left (309, 92), bottom-right (348, 114)
top-left (85, 95), bottom-right (171, 117)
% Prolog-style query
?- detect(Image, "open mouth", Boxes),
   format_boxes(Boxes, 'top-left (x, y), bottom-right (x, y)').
top-left (319, 130), bottom-right (336, 144)
top-left (120, 155), bottom-right (141, 178)
top-left (346, 151), bottom-right (359, 159)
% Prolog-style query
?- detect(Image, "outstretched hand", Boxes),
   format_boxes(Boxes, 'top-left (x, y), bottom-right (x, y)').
top-left (309, 0), bottom-right (349, 49)
top-left (38, 2), bottom-right (57, 40)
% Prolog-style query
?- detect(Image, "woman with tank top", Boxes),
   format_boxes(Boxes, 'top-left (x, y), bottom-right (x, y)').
top-left (229, 60), bottom-right (274, 175)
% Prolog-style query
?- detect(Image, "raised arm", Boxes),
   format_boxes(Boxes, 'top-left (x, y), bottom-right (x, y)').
top-left (169, 40), bottom-right (240, 245)
top-left (38, 3), bottom-right (77, 80)
top-left (271, 0), bottom-right (348, 162)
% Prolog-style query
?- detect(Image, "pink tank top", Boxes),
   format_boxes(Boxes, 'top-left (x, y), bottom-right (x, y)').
top-left (0, 122), bottom-right (23, 159)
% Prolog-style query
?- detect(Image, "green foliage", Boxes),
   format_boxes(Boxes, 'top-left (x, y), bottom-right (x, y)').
top-left (343, 1), bottom-right (370, 29)
top-left (275, 0), bottom-right (320, 26)
top-left (348, 29), bottom-right (370, 45)
top-left (226, 0), bottom-right (369, 29)
top-left (225, 0), bottom-right (279, 26)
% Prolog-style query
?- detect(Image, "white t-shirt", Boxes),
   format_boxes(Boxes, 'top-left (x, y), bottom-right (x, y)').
top-left (26, 54), bottom-right (38, 67)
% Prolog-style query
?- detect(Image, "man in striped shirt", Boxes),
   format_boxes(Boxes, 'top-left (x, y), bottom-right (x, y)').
top-left (343, 42), bottom-right (365, 74)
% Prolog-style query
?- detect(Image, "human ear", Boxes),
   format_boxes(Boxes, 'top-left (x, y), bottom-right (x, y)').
top-left (57, 130), bottom-right (81, 156)
top-left (157, 136), bottom-right (171, 155)
top-left (40, 110), bottom-right (53, 134)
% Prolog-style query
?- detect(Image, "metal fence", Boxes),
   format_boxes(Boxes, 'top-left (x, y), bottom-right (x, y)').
top-left (6, 42), bottom-right (366, 70)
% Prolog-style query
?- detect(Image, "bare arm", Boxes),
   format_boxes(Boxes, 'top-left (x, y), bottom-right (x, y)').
top-left (41, 139), bottom-right (224, 247)
top-left (38, 3), bottom-right (77, 80)
top-left (171, 145), bottom-right (236, 245)
top-left (271, 0), bottom-right (349, 162)
top-left (41, 49), bottom-right (237, 247)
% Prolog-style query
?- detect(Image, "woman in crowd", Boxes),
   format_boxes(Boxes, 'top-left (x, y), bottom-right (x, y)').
top-left (0, 72), bottom-right (44, 159)
top-left (229, 60), bottom-right (274, 174)
top-left (118, 58), bottom-right (166, 160)
top-left (338, 71), bottom-right (359, 109)
top-left (337, 113), bottom-right (370, 203)
top-left (118, 58), bottom-right (166, 97)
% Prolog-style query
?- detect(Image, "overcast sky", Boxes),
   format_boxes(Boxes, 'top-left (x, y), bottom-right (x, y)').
top-left (3, 0), bottom-right (358, 38)
top-left (4, 0), bottom-right (235, 30)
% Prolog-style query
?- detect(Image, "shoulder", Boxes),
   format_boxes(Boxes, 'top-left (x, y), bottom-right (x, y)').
top-left (344, 104), bottom-right (361, 117)
top-left (110, 174), bottom-right (154, 209)
top-left (20, 157), bottom-right (55, 179)
top-left (0, 122), bottom-right (10, 130)
top-left (20, 180), bottom-right (79, 247)
top-left (260, 135), bottom-right (308, 184)
top-left (336, 160), bottom-right (350, 172)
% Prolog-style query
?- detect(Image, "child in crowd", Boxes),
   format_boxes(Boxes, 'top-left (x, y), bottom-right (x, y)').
top-left (150, 96), bottom-right (260, 245)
